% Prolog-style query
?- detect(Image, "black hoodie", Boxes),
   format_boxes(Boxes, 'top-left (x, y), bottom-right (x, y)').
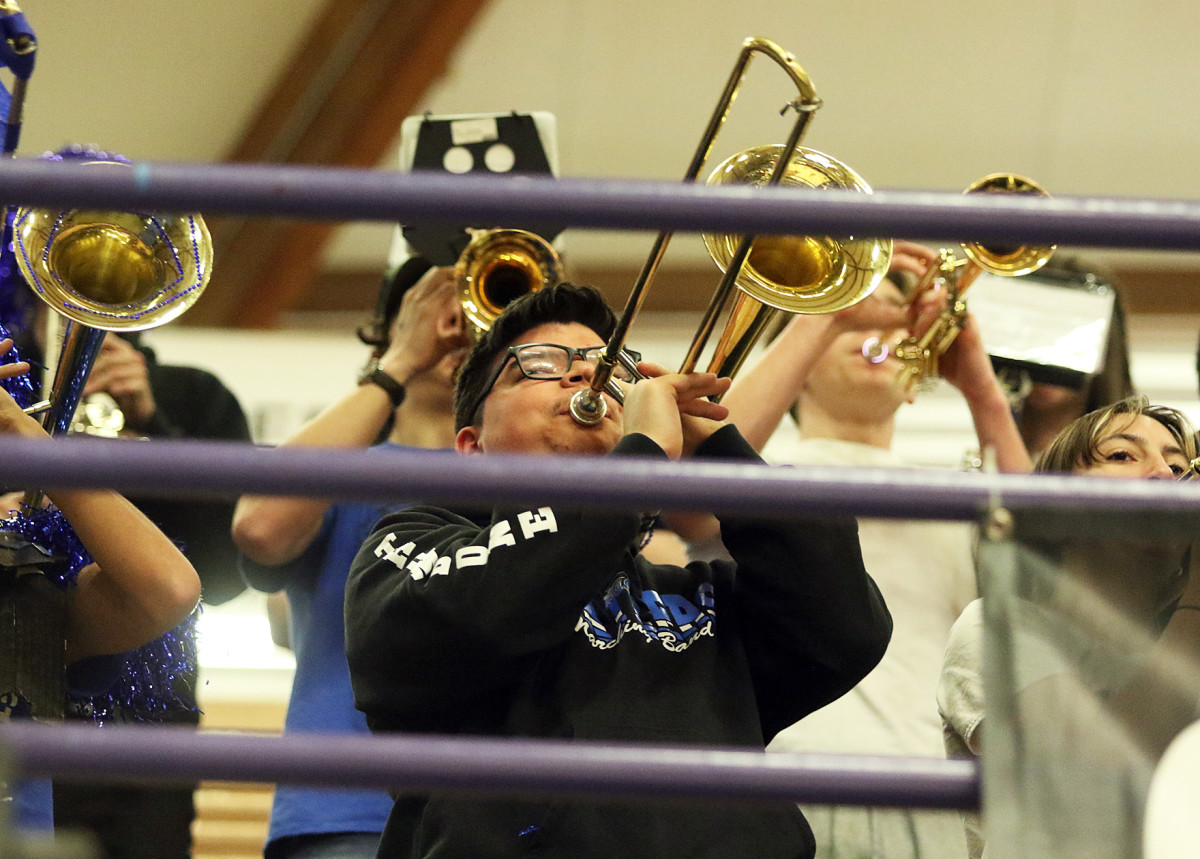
top-left (345, 425), bottom-right (891, 858)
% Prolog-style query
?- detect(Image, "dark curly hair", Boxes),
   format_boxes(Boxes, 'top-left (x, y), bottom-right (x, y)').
top-left (453, 283), bottom-right (617, 430)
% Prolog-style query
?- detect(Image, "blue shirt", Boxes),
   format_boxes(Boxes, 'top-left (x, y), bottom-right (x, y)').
top-left (240, 443), bottom-right (440, 849)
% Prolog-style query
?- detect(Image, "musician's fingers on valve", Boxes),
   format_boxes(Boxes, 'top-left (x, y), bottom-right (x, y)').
top-left (623, 362), bottom-right (730, 460)
top-left (907, 280), bottom-right (954, 339)
top-left (825, 241), bottom-right (937, 336)
top-left (931, 313), bottom-right (992, 393)
top-left (834, 285), bottom-right (908, 333)
top-left (81, 334), bottom-right (156, 427)
top-left (889, 239), bottom-right (941, 282)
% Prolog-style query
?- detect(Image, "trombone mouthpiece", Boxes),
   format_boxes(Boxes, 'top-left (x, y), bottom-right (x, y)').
top-left (568, 389), bottom-right (607, 426)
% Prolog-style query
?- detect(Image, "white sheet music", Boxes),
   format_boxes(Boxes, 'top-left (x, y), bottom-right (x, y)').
top-left (970, 272), bottom-right (1116, 377)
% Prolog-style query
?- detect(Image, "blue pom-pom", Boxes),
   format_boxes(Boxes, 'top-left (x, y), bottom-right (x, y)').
top-left (73, 610), bottom-right (200, 725)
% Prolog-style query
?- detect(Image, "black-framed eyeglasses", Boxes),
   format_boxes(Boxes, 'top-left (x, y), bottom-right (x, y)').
top-left (466, 342), bottom-right (643, 422)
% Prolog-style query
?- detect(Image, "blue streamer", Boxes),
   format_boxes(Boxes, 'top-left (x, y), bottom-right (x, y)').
top-left (70, 611), bottom-right (200, 726)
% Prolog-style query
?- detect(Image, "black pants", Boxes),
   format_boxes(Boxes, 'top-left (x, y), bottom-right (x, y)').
top-left (53, 780), bottom-right (196, 859)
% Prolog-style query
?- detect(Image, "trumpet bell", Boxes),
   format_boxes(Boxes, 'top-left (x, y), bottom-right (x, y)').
top-left (12, 162), bottom-right (212, 332)
top-left (456, 228), bottom-right (562, 334)
top-left (961, 173), bottom-right (1055, 276)
top-left (703, 144), bottom-right (892, 314)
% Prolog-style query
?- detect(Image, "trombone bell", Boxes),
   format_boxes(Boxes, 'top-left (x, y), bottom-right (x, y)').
top-left (14, 171), bottom-right (213, 332)
top-left (703, 145), bottom-right (892, 315)
top-left (8, 155), bottom-right (214, 505)
top-left (47, 221), bottom-right (173, 305)
top-left (747, 234), bottom-right (836, 291)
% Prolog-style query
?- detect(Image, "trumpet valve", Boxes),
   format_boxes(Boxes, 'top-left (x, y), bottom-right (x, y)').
top-left (893, 337), bottom-right (925, 365)
top-left (932, 309), bottom-right (967, 355)
top-left (894, 337), bottom-right (939, 389)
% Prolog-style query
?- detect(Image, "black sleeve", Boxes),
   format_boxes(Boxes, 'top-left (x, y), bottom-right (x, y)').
top-left (130, 492), bottom-right (247, 606)
top-left (238, 553), bottom-right (292, 595)
top-left (142, 361), bottom-right (252, 442)
top-left (696, 425), bottom-right (893, 741)
top-left (128, 357), bottom-right (254, 606)
top-left (344, 434), bottom-right (664, 733)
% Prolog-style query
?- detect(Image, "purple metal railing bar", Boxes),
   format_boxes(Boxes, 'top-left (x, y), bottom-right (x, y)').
top-left (1, 158), bottom-right (1200, 250)
top-left (0, 159), bottom-right (1190, 816)
top-left (1, 436), bottom-right (1199, 521)
top-left (0, 722), bottom-right (980, 811)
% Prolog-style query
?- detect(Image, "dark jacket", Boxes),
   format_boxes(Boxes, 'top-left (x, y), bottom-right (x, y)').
top-left (345, 426), bottom-right (892, 858)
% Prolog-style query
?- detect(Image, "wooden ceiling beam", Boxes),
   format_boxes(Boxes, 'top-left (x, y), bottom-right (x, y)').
top-left (188, 0), bottom-right (491, 328)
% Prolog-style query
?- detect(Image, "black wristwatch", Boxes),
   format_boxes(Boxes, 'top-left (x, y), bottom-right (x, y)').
top-left (358, 362), bottom-right (406, 408)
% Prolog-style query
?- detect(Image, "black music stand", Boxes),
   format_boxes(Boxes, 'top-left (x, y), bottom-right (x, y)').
top-left (394, 111), bottom-right (563, 267)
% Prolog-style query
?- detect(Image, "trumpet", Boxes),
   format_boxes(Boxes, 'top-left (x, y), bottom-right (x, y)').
top-left (893, 173), bottom-right (1055, 391)
top-left (569, 37), bottom-right (891, 425)
top-left (456, 228), bottom-right (563, 336)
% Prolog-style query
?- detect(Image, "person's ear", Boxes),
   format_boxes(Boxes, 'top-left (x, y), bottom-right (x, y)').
top-left (456, 425), bottom-right (483, 455)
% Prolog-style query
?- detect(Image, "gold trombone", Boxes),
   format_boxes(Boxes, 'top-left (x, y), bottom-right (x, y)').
top-left (569, 37), bottom-right (891, 425)
top-left (893, 173), bottom-right (1055, 390)
top-left (11, 157), bottom-right (213, 503)
top-left (456, 227), bottom-right (563, 337)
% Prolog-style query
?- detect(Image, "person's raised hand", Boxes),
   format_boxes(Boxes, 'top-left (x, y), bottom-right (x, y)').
top-left (621, 361), bottom-right (729, 459)
top-left (890, 240), bottom-right (940, 285)
top-left (936, 311), bottom-right (996, 397)
top-left (378, 266), bottom-right (471, 383)
top-left (81, 333), bottom-right (157, 431)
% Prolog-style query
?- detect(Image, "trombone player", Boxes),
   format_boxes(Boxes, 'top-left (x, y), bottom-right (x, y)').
top-left (343, 281), bottom-right (892, 858)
